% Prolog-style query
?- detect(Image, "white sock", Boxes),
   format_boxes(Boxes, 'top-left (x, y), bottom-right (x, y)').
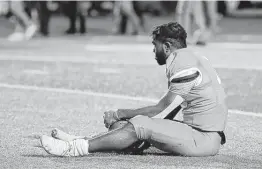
top-left (71, 139), bottom-right (89, 156)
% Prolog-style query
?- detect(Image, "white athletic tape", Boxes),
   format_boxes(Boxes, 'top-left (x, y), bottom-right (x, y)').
top-left (0, 83), bottom-right (261, 118)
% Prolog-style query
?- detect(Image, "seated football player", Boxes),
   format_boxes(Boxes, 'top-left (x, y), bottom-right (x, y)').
top-left (36, 22), bottom-right (228, 157)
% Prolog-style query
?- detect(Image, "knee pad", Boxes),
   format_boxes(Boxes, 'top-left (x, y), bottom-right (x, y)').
top-left (129, 115), bottom-right (153, 140)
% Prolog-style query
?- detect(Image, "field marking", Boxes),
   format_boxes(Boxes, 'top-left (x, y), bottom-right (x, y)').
top-left (0, 83), bottom-right (158, 103)
top-left (0, 83), bottom-right (261, 118)
top-left (23, 69), bottom-right (49, 75)
top-left (93, 68), bottom-right (121, 74)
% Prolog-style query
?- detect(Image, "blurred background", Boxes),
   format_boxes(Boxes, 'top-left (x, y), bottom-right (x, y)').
top-left (0, 0), bottom-right (262, 44)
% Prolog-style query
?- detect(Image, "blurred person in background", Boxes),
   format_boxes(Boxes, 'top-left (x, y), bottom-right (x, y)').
top-left (117, 1), bottom-right (147, 35)
top-left (176, 0), bottom-right (210, 45)
top-left (205, 1), bottom-right (221, 32)
top-left (0, 1), bottom-right (37, 42)
top-left (133, 1), bottom-right (147, 32)
top-left (61, 1), bottom-right (86, 34)
top-left (24, 1), bottom-right (50, 37)
top-left (202, 1), bottom-right (221, 40)
top-left (113, 1), bottom-right (143, 35)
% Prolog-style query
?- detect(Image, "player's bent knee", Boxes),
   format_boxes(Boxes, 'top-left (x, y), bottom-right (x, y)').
top-left (129, 115), bottom-right (153, 140)
top-left (189, 132), bottom-right (221, 157)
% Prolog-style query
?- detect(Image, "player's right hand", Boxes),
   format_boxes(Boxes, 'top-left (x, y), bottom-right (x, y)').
top-left (103, 110), bottom-right (120, 128)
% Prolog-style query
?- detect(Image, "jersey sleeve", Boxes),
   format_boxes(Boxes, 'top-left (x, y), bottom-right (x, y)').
top-left (168, 51), bottom-right (202, 96)
top-left (169, 68), bottom-right (201, 96)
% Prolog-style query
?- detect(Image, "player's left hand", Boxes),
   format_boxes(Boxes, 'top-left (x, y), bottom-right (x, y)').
top-left (103, 110), bottom-right (120, 128)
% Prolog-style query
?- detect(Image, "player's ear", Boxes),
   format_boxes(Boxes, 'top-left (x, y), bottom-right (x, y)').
top-left (163, 42), bottom-right (172, 55)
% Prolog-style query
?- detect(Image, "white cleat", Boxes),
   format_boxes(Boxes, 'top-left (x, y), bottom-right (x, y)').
top-left (7, 32), bottom-right (25, 42)
top-left (25, 24), bottom-right (38, 40)
top-left (40, 135), bottom-right (89, 157)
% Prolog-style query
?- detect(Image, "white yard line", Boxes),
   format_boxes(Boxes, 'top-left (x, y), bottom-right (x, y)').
top-left (0, 83), bottom-right (158, 103)
top-left (0, 83), bottom-right (261, 118)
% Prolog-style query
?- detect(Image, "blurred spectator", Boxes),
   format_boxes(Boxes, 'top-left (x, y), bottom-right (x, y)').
top-left (38, 1), bottom-right (51, 36)
top-left (61, 1), bottom-right (86, 34)
top-left (176, 0), bottom-right (216, 45)
top-left (2, 1), bottom-right (37, 41)
top-left (24, 1), bottom-right (50, 37)
top-left (133, 1), bottom-right (147, 32)
top-left (203, 1), bottom-right (221, 34)
top-left (113, 1), bottom-right (142, 35)
top-left (88, 1), bottom-right (112, 17)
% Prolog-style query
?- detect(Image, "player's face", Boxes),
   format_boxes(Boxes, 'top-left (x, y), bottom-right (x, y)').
top-left (152, 40), bottom-right (166, 65)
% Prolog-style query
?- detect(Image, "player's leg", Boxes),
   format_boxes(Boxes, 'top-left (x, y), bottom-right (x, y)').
top-left (112, 1), bottom-right (122, 34)
top-left (176, 1), bottom-right (190, 27)
top-left (129, 115), bottom-right (222, 156)
top-left (120, 1), bottom-right (140, 35)
top-left (192, 1), bottom-right (209, 45)
top-left (4, 4), bottom-right (25, 42)
top-left (133, 1), bottom-right (146, 33)
top-left (37, 1), bottom-right (50, 36)
top-left (6, 15), bottom-right (25, 42)
top-left (76, 1), bottom-right (86, 34)
top-left (9, 1), bottom-right (31, 27)
top-left (88, 122), bottom-right (139, 152)
top-left (176, 1), bottom-right (193, 43)
top-left (9, 1), bottom-right (37, 40)
top-left (119, 15), bottom-right (128, 34)
top-left (53, 115), bottom-right (221, 156)
top-left (65, 1), bottom-right (77, 34)
top-left (51, 121), bottom-right (149, 154)
top-left (205, 0), bottom-right (221, 34)
top-left (39, 122), bottom-right (140, 156)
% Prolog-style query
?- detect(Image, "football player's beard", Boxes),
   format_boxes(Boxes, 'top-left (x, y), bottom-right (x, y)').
top-left (155, 52), bottom-right (166, 65)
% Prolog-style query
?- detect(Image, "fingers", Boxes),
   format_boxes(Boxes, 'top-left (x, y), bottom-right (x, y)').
top-left (105, 122), bottom-right (110, 129)
top-left (51, 129), bottom-right (58, 138)
top-left (103, 111), bottom-right (111, 128)
top-left (104, 110), bottom-right (120, 129)
top-left (104, 117), bottom-right (109, 128)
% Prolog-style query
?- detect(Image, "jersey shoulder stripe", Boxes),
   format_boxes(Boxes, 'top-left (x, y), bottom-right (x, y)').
top-left (171, 71), bottom-right (200, 83)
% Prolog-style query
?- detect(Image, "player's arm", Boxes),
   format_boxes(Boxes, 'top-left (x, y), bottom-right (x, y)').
top-left (116, 68), bottom-right (201, 120)
top-left (117, 91), bottom-right (183, 119)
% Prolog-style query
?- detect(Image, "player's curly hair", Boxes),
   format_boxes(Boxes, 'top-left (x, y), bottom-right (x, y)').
top-left (151, 22), bottom-right (187, 49)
